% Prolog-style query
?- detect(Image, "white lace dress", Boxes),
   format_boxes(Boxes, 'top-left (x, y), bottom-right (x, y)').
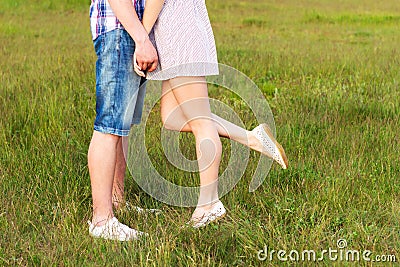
top-left (146, 0), bottom-right (219, 80)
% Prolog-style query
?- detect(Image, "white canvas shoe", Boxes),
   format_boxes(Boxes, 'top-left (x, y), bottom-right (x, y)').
top-left (252, 123), bottom-right (288, 169)
top-left (88, 217), bottom-right (147, 241)
top-left (190, 201), bottom-right (226, 228)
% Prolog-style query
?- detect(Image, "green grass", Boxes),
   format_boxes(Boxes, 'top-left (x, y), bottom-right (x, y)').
top-left (1, 0), bottom-right (399, 266)
top-left (305, 12), bottom-right (400, 24)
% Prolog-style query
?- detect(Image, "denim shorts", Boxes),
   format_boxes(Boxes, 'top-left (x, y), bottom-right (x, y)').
top-left (93, 28), bottom-right (146, 136)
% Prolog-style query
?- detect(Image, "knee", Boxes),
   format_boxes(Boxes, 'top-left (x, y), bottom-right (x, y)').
top-left (212, 139), bottom-right (223, 159)
top-left (104, 133), bottom-right (121, 143)
top-left (188, 120), bottom-right (214, 136)
top-left (93, 130), bottom-right (121, 143)
top-left (198, 135), bottom-right (222, 163)
top-left (190, 121), bottom-right (222, 152)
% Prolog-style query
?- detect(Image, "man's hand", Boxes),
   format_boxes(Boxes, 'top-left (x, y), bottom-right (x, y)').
top-left (107, 0), bottom-right (158, 75)
top-left (134, 37), bottom-right (158, 74)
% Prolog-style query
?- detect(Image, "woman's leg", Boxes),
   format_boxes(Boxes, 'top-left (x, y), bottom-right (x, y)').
top-left (165, 77), bottom-right (222, 211)
top-left (161, 80), bottom-right (274, 157)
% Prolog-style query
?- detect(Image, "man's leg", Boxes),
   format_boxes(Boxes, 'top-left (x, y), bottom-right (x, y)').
top-left (88, 130), bottom-right (120, 225)
top-left (87, 28), bottom-right (149, 240)
top-left (112, 136), bottom-right (128, 208)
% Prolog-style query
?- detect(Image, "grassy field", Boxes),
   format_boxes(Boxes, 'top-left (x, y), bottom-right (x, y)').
top-left (1, 0), bottom-right (399, 266)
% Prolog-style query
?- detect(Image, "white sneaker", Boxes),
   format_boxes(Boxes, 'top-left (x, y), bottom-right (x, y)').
top-left (88, 217), bottom-right (147, 241)
top-left (190, 201), bottom-right (226, 228)
top-left (252, 123), bottom-right (288, 169)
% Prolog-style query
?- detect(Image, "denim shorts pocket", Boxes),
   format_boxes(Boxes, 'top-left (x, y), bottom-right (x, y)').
top-left (93, 35), bottom-right (104, 58)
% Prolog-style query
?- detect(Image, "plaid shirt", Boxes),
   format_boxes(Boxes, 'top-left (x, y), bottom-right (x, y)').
top-left (90, 0), bottom-right (145, 40)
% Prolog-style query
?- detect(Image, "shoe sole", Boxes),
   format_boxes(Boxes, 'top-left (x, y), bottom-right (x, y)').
top-left (261, 123), bottom-right (289, 169)
top-left (212, 211), bottom-right (226, 224)
top-left (194, 209), bottom-right (227, 228)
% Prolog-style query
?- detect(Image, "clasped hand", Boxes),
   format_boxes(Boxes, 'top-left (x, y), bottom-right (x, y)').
top-left (133, 38), bottom-right (158, 77)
